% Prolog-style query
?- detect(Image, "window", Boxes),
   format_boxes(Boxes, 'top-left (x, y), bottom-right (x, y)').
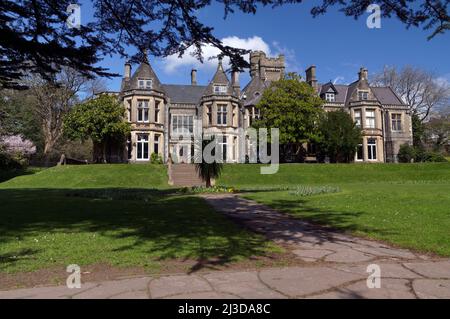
top-left (155, 100), bottom-right (161, 123)
top-left (213, 85), bottom-right (227, 94)
top-left (217, 104), bottom-right (227, 125)
top-left (233, 136), bottom-right (238, 161)
top-left (325, 93), bottom-right (335, 102)
top-left (354, 109), bottom-right (362, 128)
top-left (172, 115), bottom-right (193, 134)
top-left (391, 113), bottom-right (402, 131)
top-left (136, 134), bottom-right (149, 160)
top-left (358, 91), bottom-right (369, 101)
top-left (367, 138), bottom-right (377, 161)
top-left (219, 135), bottom-right (227, 162)
top-left (154, 134), bottom-right (160, 154)
top-left (356, 144), bottom-right (363, 161)
top-left (138, 78), bottom-right (152, 89)
top-left (365, 109), bottom-right (376, 129)
top-left (207, 106), bottom-right (212, 125)
top-left (137, 100), bottom-right (149, 122)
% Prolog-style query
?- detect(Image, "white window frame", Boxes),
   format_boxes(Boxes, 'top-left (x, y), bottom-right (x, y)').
top-left (358, 91), bottom-right (369, 101)
top-left (154, 100), bottom-right (161, 123)
top-left (171, 115), bottom-right (194, 135)
top-left (217, 104), bottom-right (227, 126)
top-left (154, 134), bottom-right (160, 154)
top-left (137, 100), bottom-right (149, 123)
top-left (365, 109), bottom-right (376, 129)
top-left (136, 134), bottom-right (149, 160)
top-left (367, 138), bottom-right (377, 161)
top-left (138, 78), bottom-right (152, 89)
top-left (219, 135), bottom-right (228, 162)
top-left (325, 93), bottom-right (335, 102)
top-left (213, 85), bottom-right (227, 94)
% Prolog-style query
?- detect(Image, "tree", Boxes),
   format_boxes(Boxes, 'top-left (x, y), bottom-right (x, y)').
top-left (2, 1), bottom-right (449, 89)
top-left (63, 94), bottom-right (130, 163)
top-left (412, 114), bottom-right (426, 147)
top-left (372, 66), bottom-right (450, 122)
top-left (316, 110), bottom-right (362, 163)
top-left (26, 67), bottom-right (88, 159)
top-left (424, 114), bottom-right (450, 152)
top-left (194, 136), bottom-right (223, 188)
top-left (254, 73), bottom-right (323, 162)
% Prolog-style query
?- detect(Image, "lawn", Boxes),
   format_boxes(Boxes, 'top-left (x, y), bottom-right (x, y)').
top-left (0, 165), bottom-right (279, 275)
top-left (218, 163), bottom-right (450, 257)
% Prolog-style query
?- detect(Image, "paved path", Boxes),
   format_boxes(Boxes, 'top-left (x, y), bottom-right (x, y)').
top-left (1, 194), bottom-right (449, 299)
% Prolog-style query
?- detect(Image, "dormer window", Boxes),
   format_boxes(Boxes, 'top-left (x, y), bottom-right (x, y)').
top-left (213, 85), bottom-right (227, 94)
top-left (325, 93), bottom-right (335, 102)
top-left (138, 78), bottom-right (152, 89)
top-left (358, 91), bottom-right (369, 101)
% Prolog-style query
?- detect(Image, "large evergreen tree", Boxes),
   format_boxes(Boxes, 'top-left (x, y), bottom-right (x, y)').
top-left (253, 73), bottom-right (323, 162)
top-left (317, 110), bottom-right (362, 163)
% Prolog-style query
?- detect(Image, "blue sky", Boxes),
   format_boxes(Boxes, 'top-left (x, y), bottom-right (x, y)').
top-left (80, 1), bottom-right (450, 91)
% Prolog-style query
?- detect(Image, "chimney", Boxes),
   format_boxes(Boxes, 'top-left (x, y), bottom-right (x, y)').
top-left (124, 62), bottom-right (131, 79)
top-left (191, 69), bottom-right (197, 85)
top-left (231, 70), bottom-right (240, 95)
top-left (306, 65), bottom-right (318, 91)
top-left (359, 67), bottom-right (368, 81)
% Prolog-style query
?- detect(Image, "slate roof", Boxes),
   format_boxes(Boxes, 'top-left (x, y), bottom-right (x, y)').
top-left (371, 87), bottom-right (405, 105)
top-left (318, 82), bottom-right (406, 106)
top-left (241, 76), bottom-right (270, 106)
top-left (162, 84), bottom-right (207, 104)
top-left (203, 60), bottom-right (234, 96)
top-left (121, 61), bottom-right (164, 93)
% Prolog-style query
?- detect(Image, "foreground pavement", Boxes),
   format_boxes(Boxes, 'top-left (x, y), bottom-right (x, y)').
top-left (0, 194), bottom-right (449, 299)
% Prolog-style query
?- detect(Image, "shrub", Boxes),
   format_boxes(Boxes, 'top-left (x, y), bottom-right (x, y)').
top-left (0, 145), bottom-right (28, 169)
top-left (150, 153), bottom-right (163, 164)
top-left (398, 144), bottom-right (416, 163)
top-left (398, 143), bottom-right (448, 163)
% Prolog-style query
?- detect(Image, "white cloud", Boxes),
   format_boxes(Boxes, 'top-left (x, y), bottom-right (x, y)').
top-left (162, 36), bottom-right (292, 74)
top-left (333, 76), bottom-right (345, 84)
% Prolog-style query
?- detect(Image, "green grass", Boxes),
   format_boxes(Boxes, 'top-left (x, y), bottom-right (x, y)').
top-left (218, 163), bottom-right (450, 256)
top-left (0, 164), bottom-right (169, 189)
top-left (0, 165), bottom-right (279, 273)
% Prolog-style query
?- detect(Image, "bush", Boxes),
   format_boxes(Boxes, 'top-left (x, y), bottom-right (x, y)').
top-left (398, 144), bottom-right (416, 163)
top-left (398, 143), bottom-right (448, 163)
top-left (150, 153), bottom-right (163, 164)
top-left (0, 146), bottom-right (28, 169)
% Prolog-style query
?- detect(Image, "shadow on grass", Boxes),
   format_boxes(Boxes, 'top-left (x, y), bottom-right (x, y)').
top-left (0, 169), bottom-right (39, 183)
top-left (0, 188), bottom-right (272, 273)
top-left (214, 192), bottom-right (398, 246)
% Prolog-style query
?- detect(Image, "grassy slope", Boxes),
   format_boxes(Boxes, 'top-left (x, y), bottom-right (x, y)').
top-left (0, 164), bottom-right (169, 189)
top-left (218, 163), bottom-right (450, 256)
top-left (0, 165), bottom-right (278, 273)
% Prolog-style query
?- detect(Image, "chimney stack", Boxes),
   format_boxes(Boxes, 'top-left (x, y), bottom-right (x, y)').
top-left (191, 69), bottom-right (197, 85)
top-left (231, 70), bottom-right (240, 95)
top-left (124, 62), bottom-right (131, 79)
top-left (359, 67), bottom-right (368, 81)
top-left (306, 65), bottom-right (318, 91)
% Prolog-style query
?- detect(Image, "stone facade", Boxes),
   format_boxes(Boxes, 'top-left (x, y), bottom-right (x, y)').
top-left (118, 51), bottom-right (412, 164)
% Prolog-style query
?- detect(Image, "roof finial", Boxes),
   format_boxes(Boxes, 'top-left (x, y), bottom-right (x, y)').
top-left (218, 56), bottom-right (223, 70)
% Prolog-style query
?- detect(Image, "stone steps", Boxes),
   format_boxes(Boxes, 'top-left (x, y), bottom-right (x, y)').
top-left (169, 164), bottom-right (205, 187)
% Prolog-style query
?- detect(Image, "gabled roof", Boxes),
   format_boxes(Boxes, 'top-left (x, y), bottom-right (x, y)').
top-left (319, 82), bottom-right (338, 94)
top-left (203, 59), bottom-right (234, 96)
top-left (121, 60), bottom-right (164, 93)
top-left (162, 84), bottom-right (207, 104)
